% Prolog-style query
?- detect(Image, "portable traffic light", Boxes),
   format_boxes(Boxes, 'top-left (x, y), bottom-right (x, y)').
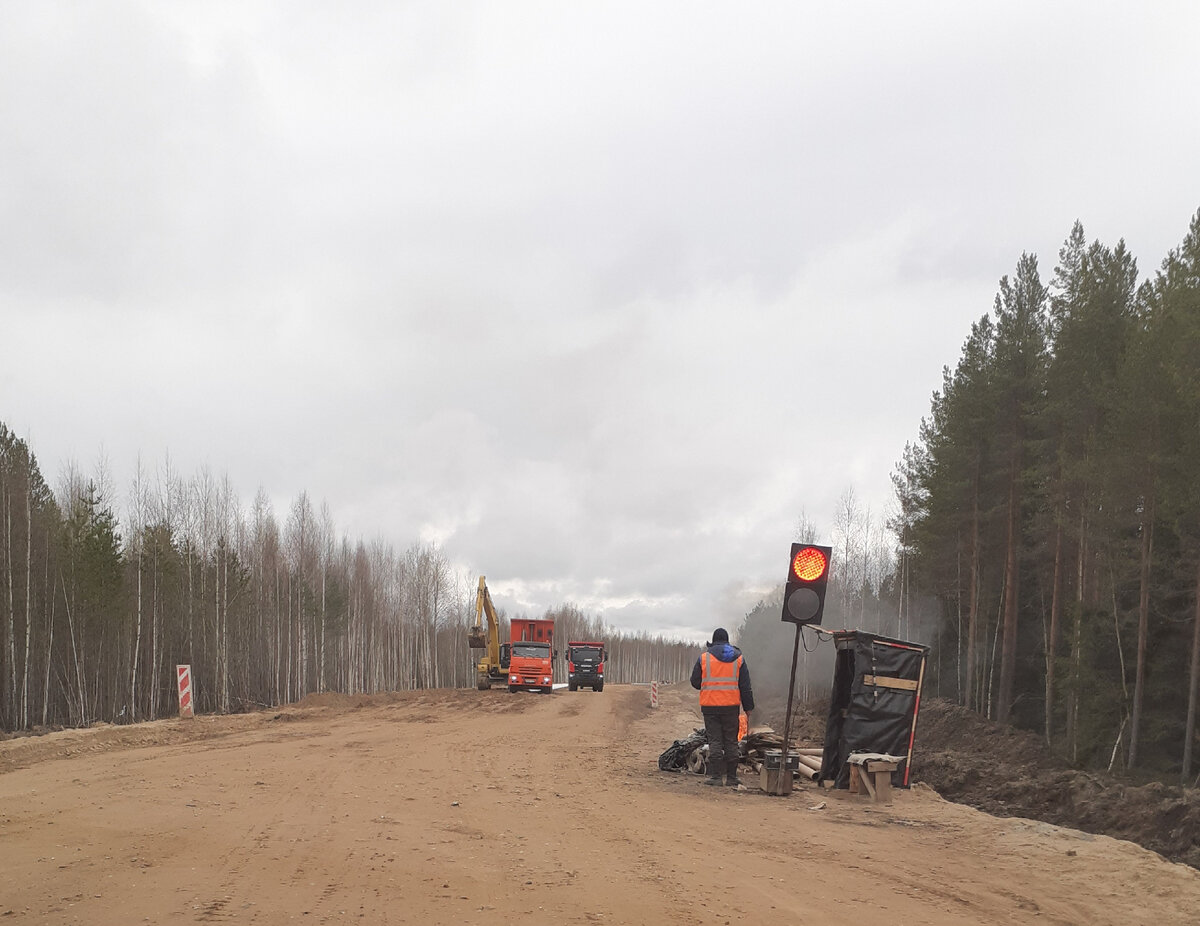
top-left (781, 543), bottom-right (832, 625)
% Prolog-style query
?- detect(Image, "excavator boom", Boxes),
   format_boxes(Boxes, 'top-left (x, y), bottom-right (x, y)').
top-left (468, 576), bottom-right (503, 689)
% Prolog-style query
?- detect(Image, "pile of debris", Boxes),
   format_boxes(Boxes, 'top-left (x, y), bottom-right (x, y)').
top-left (657, 728), bottom-right (708, 773)
top-left (658, 727), bottom-right (824, 779)
top-left (742, 730), bottom-right (824, 780)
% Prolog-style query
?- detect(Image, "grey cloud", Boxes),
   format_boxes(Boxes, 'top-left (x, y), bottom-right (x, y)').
top-left (4, 2), bottom-right (1199, 641)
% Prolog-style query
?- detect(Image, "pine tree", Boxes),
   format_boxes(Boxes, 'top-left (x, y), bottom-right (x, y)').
top-left (990, 254), bottom-right (1049, 725)
top-left (1044, 226), bottom-right (1138, 753)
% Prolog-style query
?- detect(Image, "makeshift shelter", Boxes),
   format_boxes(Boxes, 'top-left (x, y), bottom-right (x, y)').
top-left (819, 630), bottom-right (929, 789)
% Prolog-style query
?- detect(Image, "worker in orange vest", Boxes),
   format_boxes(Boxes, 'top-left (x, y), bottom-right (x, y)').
top-left (690, 627), bottom-right (755, 788)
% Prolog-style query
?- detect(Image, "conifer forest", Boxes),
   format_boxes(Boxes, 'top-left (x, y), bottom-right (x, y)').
top-left (891, 208), bottom-right (1200, 782)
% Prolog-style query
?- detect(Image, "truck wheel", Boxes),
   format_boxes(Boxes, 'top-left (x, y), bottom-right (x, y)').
top-left (568, 681), bottom-right (577, 691)
top-left (508, 685), bottom-right (517, 693)
top-left (542, 686), bottom-right (552, 694)
top-left (595, 681), bottom-right (604, 692)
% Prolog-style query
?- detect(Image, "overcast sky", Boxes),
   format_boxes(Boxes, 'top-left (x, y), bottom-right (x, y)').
top-left (3, 2), bottom-right (1199, 641)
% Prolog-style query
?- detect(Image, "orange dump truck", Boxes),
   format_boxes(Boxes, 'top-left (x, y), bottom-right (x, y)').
top-left (506, 618), bottom-right (555, 693)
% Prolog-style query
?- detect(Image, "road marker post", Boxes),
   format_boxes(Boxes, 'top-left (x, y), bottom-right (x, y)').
top-left (651, 680), bottom-right (659, 708)
top-left (177, 665), bottom-right (194, 719)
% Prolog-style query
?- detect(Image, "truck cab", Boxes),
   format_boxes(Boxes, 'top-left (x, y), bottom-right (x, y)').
top-left (566, 641), bottom-right (606, 692)
top-left (507, 618), bottom-right (555, 693)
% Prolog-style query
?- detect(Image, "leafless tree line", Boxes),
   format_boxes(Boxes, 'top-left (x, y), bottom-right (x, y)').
top-left (0, 430), bottom-right (698, 733)
top-left (540, 602), bottom-right (696, 685)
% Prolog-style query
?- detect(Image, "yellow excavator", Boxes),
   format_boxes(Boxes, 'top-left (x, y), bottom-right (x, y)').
top-left (468, 576), bottom-right (508, 689)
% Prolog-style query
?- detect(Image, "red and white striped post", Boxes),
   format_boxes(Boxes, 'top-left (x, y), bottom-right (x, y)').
top-left (176, 665), bottom-right (194, 719)
top-left (650, 680), bottom-right (659, 709)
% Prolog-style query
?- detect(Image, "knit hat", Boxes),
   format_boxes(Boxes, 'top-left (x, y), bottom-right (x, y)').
top-left (712, 627), bottom-right (729, 644)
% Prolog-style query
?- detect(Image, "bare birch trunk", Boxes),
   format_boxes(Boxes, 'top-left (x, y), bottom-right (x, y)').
top-left (131, 546), bottom-right (142, 722)
top-left (22, 475), bottom-right (32, 728)
top-left (5, 481), bottom-right (14, 728)
top-left (151, 541), bottom-right (159, 718)
top-left (966, 468), bottom-right (980, 711)
top-left (297, 581), bottom-right (305, 698)
top-left (41, 538), bottom-right (53, 726)
top-left (285, 573), bottom-right (293, 702)
top-left (954, 541), bottom-right (962, 703)
top-left (274, 559), bottom-right (282, 704)
top-left (987, 588), bottom-right (1003, 720)
top-left (61, 571), bottom-right (86, 725)
top-left (180, 543), bottom-right (192, 695)
top-left (1182, 557), bottom-right (1200, 781)
top-left (1067, 508), bottom-right (1087, 762)
top-left (1046, 514), bottom-right (1063, 746)
top-left (997, 450), bottom-right (1021, 725)
top-left (222, 541), bottom-right (229, 712)
top-left (1129, 490), bottom-right (1154, 768)
top-left (216, 540), bottom-right (223, 711)
top-left (1109, 565), bottom-right (1130, 768)
top-left (319, 565), bottom-right (326, 694)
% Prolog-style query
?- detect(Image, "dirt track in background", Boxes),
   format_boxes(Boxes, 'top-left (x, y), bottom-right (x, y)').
top-left (2, 683), bottom-right (1199, 925)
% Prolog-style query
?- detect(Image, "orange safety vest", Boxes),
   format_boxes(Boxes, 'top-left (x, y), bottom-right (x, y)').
top-left (699, 652), bottom-right (742, 708)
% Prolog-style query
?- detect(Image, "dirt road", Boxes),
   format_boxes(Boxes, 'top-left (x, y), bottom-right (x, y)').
top-left (2, 683), bottom-right (1198, 925)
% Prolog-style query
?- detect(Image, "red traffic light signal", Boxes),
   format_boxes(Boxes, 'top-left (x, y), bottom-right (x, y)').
top-left (791, 545), bottom-right (828, 582)
top-left (782, 543), bottom-right (831, 625)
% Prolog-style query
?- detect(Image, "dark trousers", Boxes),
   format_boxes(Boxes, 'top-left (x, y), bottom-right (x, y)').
top-left (703, 707), bottom-right (740, 780)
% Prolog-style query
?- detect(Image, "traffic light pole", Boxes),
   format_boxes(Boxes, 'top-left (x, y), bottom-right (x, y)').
top-left (778, 621), bottom-right (802, 795)
top-left (777, 543), bottom-right (831, 794)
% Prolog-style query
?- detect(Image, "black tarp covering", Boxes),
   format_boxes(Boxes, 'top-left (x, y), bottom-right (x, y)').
top-left (819, 630), bottom-right (929, 789)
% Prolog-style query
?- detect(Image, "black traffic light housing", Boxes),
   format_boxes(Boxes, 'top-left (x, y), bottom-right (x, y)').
top-left (781, 543), bottom-right (832, 625)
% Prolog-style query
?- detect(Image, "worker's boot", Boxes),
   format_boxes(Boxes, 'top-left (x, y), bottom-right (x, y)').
top-left (704, 773), bottom-right (725, 786)
top-left (726, 765), bottom-right (740, 788)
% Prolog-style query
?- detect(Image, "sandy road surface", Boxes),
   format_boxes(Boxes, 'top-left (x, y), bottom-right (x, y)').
top-left (2, 683), bottom-right (1198, 925)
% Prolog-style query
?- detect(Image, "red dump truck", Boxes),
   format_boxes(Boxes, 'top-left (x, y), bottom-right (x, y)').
top-left (566, 640), bottom-right (607, 692)
top-left (506, 618), bottom-right (555, 693)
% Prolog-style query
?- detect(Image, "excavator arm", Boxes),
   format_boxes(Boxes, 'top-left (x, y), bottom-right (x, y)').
top-left (468, 576), bottom-right (503, 689)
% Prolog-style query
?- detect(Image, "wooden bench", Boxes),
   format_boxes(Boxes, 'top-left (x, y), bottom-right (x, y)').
top-left (847, 753), bottom-right (901, 803)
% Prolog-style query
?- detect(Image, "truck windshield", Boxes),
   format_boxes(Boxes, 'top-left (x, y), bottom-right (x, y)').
top-left (572, 647), bottom-right (601, 661)
top-left (512, 643), bottom-right (549, 659)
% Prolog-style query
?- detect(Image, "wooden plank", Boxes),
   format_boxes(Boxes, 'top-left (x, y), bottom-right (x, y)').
top-left (859, 767), bottom-right (877, 800)
top-left (849, 758), bottom-right (897, 803)
top-left (873, 770), bottom-right (892, 804)
top-left (904, 654), bottom-right (927, 786)
top-left (862, 674), bottom-right (919, 691)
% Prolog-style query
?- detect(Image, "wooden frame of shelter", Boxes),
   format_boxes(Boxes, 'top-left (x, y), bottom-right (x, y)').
top-left (819, 630), bottom-right (929, 790)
